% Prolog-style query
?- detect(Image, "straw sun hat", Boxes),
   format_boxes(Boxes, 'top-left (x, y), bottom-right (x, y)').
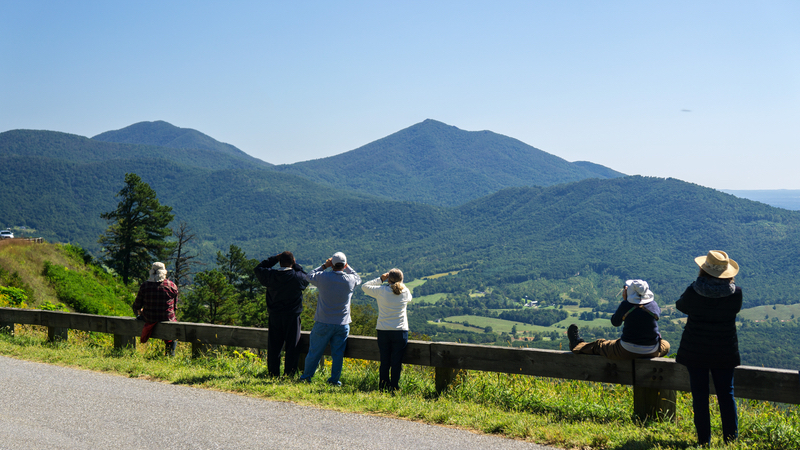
top-left (694, 250), bottom-right (739, 278)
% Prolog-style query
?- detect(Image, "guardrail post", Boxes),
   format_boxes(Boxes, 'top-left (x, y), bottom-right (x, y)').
top-left (114, 334), bottom-right (137, 349)
top-left (47, 326), bottom-right (68, 342)
top-left (435, 367), bottom-right (460, 393)
top-left (192, 342), bottom-right (211, 358)
top-left (633, 386), bottom-right (677, 422)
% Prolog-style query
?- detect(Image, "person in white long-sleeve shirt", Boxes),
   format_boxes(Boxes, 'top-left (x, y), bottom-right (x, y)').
top-left (362, 268), bottom-right (413, 393)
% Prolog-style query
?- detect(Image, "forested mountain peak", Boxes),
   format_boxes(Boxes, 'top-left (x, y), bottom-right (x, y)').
top-left (447, 175), bottom-right (800, 306)
top-left (0, 128), bottom-right (267, 172)
top-left (92, 121), bottom-right (272, 167)
top-left (276, 119), bottom-right (626, 206)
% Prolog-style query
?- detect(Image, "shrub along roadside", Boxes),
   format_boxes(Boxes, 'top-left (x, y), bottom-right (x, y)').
top-left (42, 261), bottom-right (133, 316)
top-left (0, 326), bottom-right (798, 450)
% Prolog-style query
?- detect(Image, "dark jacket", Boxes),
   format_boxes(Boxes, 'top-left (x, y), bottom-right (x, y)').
top-left (675, 282), bottom-right (742, 369)
top-left (254, 256), bottom-right (309, 315)
top-left (610, 299), bottom-right (662, 346)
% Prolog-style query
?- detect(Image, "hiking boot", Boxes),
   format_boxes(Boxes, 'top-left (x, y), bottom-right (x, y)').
top-left (567, 324), bottom-right (584, 350)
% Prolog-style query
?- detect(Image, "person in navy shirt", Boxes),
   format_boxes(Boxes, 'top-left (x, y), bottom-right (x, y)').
top-left (254, 251), bottom-right (309, 377)
top-left (568, 279), bottom-right (670, 359)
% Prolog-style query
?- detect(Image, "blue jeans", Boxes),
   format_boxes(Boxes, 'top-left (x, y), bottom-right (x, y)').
top-left (687, 366), bottom-right (738, 445)
top-left (299, 322), bottom-right (349, 385)
top-left (377, 330), bottom-right (408, 391)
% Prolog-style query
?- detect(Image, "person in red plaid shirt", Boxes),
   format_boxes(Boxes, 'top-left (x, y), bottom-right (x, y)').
top-left (132, 262), bottom-right (179, 356)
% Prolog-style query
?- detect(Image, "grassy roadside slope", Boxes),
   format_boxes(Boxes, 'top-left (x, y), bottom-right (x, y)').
top-left (0, 239), bottom-right (73, 307)
top-left (0, 240), bottom-right (134, 314)
top-left (2, 242), bottom-right (799, 448)
top-left (1, 327), bottom-right (798, 450)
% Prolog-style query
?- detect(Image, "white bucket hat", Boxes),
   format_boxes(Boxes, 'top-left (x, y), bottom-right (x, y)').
top-left (148, 262), bottom-right (167, 283)
top-left (625, 279), bottom-right (654, 305)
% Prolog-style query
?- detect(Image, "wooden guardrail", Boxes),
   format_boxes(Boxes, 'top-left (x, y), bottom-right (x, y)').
top-left (2, 307), bottom-right (799, 422)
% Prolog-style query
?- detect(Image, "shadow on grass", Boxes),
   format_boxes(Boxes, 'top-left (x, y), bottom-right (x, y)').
top-left (171, 373), bottom-right (237, 385)
top-left (610, 438), bottom-right (696, 450)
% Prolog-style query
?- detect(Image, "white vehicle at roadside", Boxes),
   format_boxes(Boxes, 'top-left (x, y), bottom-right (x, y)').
top-left (0, 230), bottom-right (14, 239)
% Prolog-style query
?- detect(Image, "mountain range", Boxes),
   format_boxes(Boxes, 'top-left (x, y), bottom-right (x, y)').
top-left (274, 119), bottom-right (625, 206)
top-left (2, 119), bottom-right (799, 308)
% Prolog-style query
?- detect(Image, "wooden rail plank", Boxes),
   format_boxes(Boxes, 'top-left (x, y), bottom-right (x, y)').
top-left (107, 317), bottom-right (143, 337)
top-left (634, 358), bottom-right (690, 391)
top-left (182, 323), bottom-right (266, 348)
top-left (734, 365), bottom-right (800, 404)
top-left (430, 342), bottom-right (634, 385)
top-left (0, 308), bottom-right (42, 325)
top-left (39, 310), bottom-right (73, 328)
top-left (149, 321), bottom-right (187, 343)
top-left (403, 341), bottom-right (432, 366)
top-left (342, 335), bottom-right (380, 361)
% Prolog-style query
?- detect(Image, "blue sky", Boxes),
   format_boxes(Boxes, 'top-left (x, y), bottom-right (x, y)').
top-left (2, 1), bottom-right (798, 190)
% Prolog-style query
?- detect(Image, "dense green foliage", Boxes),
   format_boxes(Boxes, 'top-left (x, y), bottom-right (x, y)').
top-left (92, 120), bottom-right (272, 168)
top-left (42, 260), bottom-right (133, 316)
top-left (276, 119), bottom-right (624, 206)
top-left (99, 173), bottom-right (175, 284)
top-left (181, 269), bottom-right (241, 325)
top-left (0, 265), bottom-right (34, 303)
top-left (0, 286), bottom-right (28, 307)
top-left (0, 129), bottom-right (268, 171)
top-left (181, 244), bottom-right (264, 326)
top-left (497, 308), bottom-right (568, 326)
top-left (737, 320), bottom-right (800, 368)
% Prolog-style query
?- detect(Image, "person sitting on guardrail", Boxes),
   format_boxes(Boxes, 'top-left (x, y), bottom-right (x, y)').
top-left (254, 251), bottom-right (309, 377)
top-left (568, 279), bottom-right (670, 360)
top-left (298, 252), bottom-right (361, 386)
top-left (361, 268), bottom-right (413, 393)
top-left (675, 250), bottom-right (742, 446)
top-left (132, 262), bottom-right (179, 356)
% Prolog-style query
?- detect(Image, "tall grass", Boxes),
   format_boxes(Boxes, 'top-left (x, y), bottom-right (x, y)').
top-left (1, 325), bottom-right (797, 449)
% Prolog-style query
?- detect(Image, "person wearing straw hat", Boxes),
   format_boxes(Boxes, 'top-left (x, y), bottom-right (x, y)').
top-left (568, 279), bottom-right (670, 359)
top-left (675, 250), bottom-right (742, 446)
top-left (132, 262), bottom-right (179, 356)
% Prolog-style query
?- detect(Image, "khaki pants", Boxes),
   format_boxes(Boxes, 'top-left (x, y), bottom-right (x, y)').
top-left (572, 338), bottom-right (670, 360)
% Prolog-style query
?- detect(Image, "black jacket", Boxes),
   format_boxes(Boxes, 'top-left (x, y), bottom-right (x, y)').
top-left (254, 256), bottom-right (309, 315)
top-left (675, 283), bottom-right (742, 369)
top-left (610, 299), bottom-right (662, 346)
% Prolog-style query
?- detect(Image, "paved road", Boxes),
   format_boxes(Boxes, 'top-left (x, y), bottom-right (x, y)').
top-left (0, 356), bottom-right (559, 450)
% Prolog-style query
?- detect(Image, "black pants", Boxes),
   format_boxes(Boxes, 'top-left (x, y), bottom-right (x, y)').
top-left (377, 330), bottom-right (408, 391)
top-left (267, 312), bottom-right (302, 377)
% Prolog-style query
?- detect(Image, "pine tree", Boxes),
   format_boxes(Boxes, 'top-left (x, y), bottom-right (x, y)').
top-left (181, 269), bottom-right (239, 325)
top-left (216, 244), bottom-right (264, 326)
top-left (99, 173), bottom-right (175, 285)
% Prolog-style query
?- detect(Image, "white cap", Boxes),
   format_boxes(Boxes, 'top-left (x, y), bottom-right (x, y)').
top-left (331, 252), bottom-right (347, 265)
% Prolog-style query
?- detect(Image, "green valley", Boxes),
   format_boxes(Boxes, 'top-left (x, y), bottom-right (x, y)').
top-left (4, 120), bottom-right (800, 370)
